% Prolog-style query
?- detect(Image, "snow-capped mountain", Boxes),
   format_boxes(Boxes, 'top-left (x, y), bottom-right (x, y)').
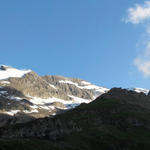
top-left (0, 65), bottom-right (149, 127)
top-left (0, 65), bottom-right (109, 126)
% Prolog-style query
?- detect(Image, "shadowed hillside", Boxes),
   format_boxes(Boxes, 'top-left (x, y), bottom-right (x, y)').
top-left (0, 88), bottom-right (150, 149)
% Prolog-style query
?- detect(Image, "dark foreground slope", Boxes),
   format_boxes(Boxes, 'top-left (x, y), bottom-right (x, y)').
top-left (0, 88), bottom-right (150, 150)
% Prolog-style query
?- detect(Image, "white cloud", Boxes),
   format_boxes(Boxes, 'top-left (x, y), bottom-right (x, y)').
top-left (124, 1), bottom-right (150, 77)
top-left (133, 41), bottom-right (150, 76)
top-left (134, 58), bottom-right (150, 77)
top-left (124, 1), bottom-right (150, 24)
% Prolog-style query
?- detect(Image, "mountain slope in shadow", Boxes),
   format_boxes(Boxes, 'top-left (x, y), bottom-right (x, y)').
top-left (0, 88), bottom-right (150, 150)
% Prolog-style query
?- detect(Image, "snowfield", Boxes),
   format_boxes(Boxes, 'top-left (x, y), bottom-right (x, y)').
top-left (127, 88), bottom-right (149, 95)
top-left (0, 65), bottom-right (31, 80)
top-left (59, 80), bottom-right (109, 93)
top-left (28, 95), bottom-right (91, 109)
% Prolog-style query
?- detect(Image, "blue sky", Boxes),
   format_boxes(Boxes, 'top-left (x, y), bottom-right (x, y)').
top-left (0, 0), bottom-right (149, 89)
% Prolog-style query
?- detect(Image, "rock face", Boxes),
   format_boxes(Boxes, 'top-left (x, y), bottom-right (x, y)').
top-left (1, 88), bottom-right (150, 150)
top-left (0, 65), bottom-right (109, 126)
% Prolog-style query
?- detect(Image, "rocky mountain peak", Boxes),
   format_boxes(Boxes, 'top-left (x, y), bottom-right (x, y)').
top-left (0, 65), bottom-right (109, 126)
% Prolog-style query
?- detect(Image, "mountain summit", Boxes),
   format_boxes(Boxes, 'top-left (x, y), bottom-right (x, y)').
top-left (0, 65), bottom-right (109, 126)
top-left (0, 65), bottom-right (31, 80)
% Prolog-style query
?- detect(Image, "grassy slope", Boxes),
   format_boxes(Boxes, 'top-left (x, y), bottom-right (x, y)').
top-left (1, 93), bottom-right (150, 150)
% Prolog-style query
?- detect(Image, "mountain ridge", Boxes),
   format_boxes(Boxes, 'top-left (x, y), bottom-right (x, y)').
top-left (0, 65), bottom-right (109, 126)
top-left (0, 65), bottom-right (149, 127)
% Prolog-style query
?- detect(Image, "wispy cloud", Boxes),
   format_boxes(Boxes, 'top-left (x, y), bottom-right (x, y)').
top-left (134, 42), bottom-right (150, 76)
top-left (124, 1), bottom-right (150, 77)
top-left (134, 58), bottom-right (150, 76)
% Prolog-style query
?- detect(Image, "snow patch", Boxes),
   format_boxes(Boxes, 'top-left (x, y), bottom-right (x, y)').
top-left (40, 105), bottom-right (55, 110)
top-left (81, 81), bottom-right (91, 85)
top-left (0, 66), bottom-right (31, 80)
top-left (29, 96), bottom-right (72, 105)
top-left (0, 91), bottom-right (7, 94)
top-left (28, 95), bottom-right (91, 110)
top-left (59, 80), bottom-right (109, 94)
top-left (23, 109), bottom-right (39, 113)
top-left (59, 80), bottom-right (79, 86)
top-left (30, 105), bottom-right (39, 109)
top-left (52, 113), bottom-right (56, 116)
top-left (68, 95), bottom-right (91, 104)
top-left (4, 110), bottom-right (20, 116)
top-left (0, 81), bottom-right (10, 84)
top-left (49, 84), bottom-right (57, 89)
top-left (128, 88), bottom-right (149, 95)
top-left (8, 96), bottom-right (23, 101)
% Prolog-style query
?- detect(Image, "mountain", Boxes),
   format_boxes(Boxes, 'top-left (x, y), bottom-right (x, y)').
top-left (1, 88), bottom-right (150, 150)
top-left (0, 65), bottom-right (109, 126)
